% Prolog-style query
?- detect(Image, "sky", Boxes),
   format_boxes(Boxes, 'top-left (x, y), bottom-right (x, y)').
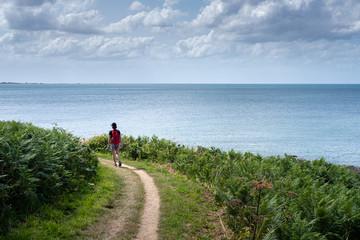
top-left (0, 0), bottom-right (360, 84)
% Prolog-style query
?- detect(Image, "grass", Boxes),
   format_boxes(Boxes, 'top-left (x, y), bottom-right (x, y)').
top-left (2, 164), bottom-right (124, 240)
top-left (97, 153), bottom-right (227, 240)
top-left (84, 155), bottom-right (145, 240)
top-left (4, 152), bottom-right (225, 239)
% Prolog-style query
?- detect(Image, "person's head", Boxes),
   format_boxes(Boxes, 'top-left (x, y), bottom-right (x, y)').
top-left (111, 122), bottom-right (117, 129)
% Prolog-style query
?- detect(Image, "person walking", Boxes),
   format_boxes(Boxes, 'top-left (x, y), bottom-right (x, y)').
top-left (108, 122), bottom-right (122, 167)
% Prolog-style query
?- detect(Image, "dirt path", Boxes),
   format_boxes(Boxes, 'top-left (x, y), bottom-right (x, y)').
top-left (124, 164), bottom-right (160, 240)
top-left (96, 159), bottom-right (160, 240)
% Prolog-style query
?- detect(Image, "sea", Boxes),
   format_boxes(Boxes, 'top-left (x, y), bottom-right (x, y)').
top-left (1, 84), bottom-right (359, 166)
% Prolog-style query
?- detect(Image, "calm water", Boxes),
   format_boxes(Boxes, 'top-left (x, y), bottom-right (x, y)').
top-left (1, 84), bottom-right (359, 166)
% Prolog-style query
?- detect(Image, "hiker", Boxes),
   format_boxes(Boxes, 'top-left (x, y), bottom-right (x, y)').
top-left (108, 122), bottom-right (122, 167)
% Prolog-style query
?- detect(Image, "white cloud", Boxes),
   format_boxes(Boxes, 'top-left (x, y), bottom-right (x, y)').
top-left (175, 30), bottom-right (230, 57)
top-left (4, 2), bottom-right (57, 30)
top-left (129, 1), bottom-right (146, 11)
top-left (13, 0), bottom-right (55, 7)
top-left (144, 7), bottom-right (183, 28)
top-left (0, 2), bottom-right (9, 28)
top-left (59, 0), bottom-right (95, 13)
top-left (95, 36), bottom-right (154, 58)
top-left (104, 12), bottom-right (147, 34)
top-left (163, 0), bottom-right (180, 8)
top-left (0, 30), bottom-right (155, 60)
top-left (250, 1), bottom-right (277, 19)
top-left (190, 0), bottom-right (226, 28)
top-left (39, 35), bottom-right (79, 56)
top-left (283, 0), bottom-right (313, 11)
top-left (189, 0), bottom-right (360, 42)
top-left (2, 0), bottom-right (100, 33)
top-left (334, 21), bottom-right (360, 34)
top-left (58, 10), bottom-right (101, 34)
top-left (1, 0), bottom-right (360, 70)
top-left (0, 33), bottom-right (15, 53)
top-left (104, 6), bottom-right (184, 34)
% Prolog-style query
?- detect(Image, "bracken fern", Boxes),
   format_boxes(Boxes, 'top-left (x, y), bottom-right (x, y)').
top-left (88, 134), bottom-right (360, 239)
top-left (0, 121), bottom-right (97, 234)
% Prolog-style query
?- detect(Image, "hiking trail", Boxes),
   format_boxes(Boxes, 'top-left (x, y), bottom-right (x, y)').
top-left (92, 159), bottom-right (160, 240)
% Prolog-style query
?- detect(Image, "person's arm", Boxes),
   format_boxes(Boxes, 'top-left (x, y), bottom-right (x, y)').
top-left (119, 133), bottom-right (122, 148)
top-left (108, 134), bottom-right (111, 149)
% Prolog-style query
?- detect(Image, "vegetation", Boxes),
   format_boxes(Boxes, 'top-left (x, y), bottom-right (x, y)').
top-left (0, 121), bottom-right (98, 235)
top-left (3, 121), bottom-right (360, 239)
top-left (86, 134), bottom-right (108, 153)
top-left (88, 134), bottom-right (360, 239)
top-left (2, 165), bottom-right (123, 240)
top-left (97, 153), bottom-right (224, 239)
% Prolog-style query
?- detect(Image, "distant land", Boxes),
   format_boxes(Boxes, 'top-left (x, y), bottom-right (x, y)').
top-left (0, 82), bottom-right (43, 84)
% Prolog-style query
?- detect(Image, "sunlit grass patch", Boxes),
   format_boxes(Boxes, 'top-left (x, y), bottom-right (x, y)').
top-left (122, 159), bottom-right (226, 240)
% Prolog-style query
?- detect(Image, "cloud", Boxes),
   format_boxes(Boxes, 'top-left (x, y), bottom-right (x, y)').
top-left (144, 7), bottom-right (183, 28)
top-left (0, 3), bottom-right (9, 28)
top-left (104, 6), bottom-right (184, 34)
top-left (2, 0), bottom-right (100, 33)
top-left (0, 31), bottom-right (80, 57)
top-left (0, 30), bottom-right (155, 60)
top-left (58, 10), bottom-right (101, 34)
top-left (93, 36), bottom-right (155, 58)
top-left (1, 0), bottom-right (360, 67)
top-left (163, 0), bottom-right (180, 8)
top-left (39, 35), bottom-right (79, 56)
top-left (334, 21), bottom-right (360, 34)
top-left (13, 0), bottom-right (55, 7)
top-left (175, 30), bottom-right (231, 57)
top-left (0, 0), bottom-right (158, 59)
top-left (4, 2), bottom-right (57, 30)
top-left (175, 31), bottom-right (215, 57)
top-left (189, 0), bottom-right (360, 42)
top-left (129, 1), bottom-right (146, 11)
top-left (104, 12), bottom-right (147, 34)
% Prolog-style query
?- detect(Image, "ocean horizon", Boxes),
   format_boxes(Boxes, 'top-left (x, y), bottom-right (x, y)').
top-left (1, 83), bottom-right (359, 166)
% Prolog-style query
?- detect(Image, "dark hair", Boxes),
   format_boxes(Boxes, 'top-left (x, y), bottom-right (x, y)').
top-left (111, 122), bottom-right (117, 129)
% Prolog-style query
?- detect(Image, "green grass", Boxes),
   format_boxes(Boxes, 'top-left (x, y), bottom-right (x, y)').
top-left (97, 153), bottom-right (226, 240)
top-left (2, 164), bottom-right (124, 240)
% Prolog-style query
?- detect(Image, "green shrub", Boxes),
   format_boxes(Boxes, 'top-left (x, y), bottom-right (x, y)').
top-left (0, 121), bottom-right (98, 234)
top-left (86, 133), bottom-right (108, 153)
top-left (88, 134), bottom-right (360, 239)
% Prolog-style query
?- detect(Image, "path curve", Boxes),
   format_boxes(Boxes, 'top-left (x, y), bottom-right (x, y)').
top-left (125, 164), bottom-right (160, 240)
top-left (100, 159), bottom-right (160, 240)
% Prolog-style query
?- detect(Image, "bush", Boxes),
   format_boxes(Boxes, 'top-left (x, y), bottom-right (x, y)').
top-left (0, 121), bottom-right (98, 234)
top-left (86, 133), bottom-right (108, 153)
top-left (88, 134), bottom-right (360, 239)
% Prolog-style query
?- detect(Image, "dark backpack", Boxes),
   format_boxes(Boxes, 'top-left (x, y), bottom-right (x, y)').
top-left (112, 130), bottom-right (120, 144)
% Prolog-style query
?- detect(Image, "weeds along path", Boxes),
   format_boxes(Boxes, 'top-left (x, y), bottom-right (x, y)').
top-left (98, 158), bottom-right (160, 240)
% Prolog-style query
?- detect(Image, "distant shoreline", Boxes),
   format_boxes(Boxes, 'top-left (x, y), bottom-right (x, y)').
top-left (0, 82), bottom-right (43, 85)
top-left (1, 82), bottom-right (359, 85)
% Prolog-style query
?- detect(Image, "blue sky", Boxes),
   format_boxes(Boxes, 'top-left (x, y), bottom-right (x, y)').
top-left (1, 0), bottom-right (360, 83)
